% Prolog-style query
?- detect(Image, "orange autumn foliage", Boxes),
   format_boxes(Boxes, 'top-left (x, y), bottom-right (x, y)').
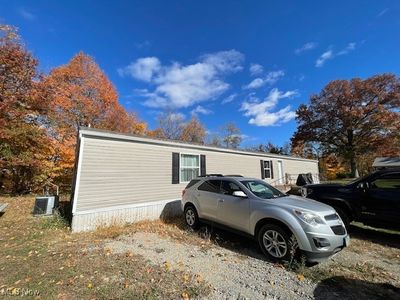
top-left (180, 116), bottom-right (206, 144)
top-left (44, 52), bottom-right (147, 186)
top-left (0, 25), bottom-right (55, 194)
top-left (1, 25), bottom-right (147, 193)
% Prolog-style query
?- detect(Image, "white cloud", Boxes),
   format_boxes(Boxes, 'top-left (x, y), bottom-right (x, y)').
top-left (316, 43), bottom-right (356, 67)
top-left (245, 78), bottom-right (265, 89)
top-left (315, 50), bottom-right (334, 67)
top-left (298, 74), bottom-right (306, 81)
top-left (377, 8), bottom-right (389, 18)
top-left (337, 42), bottom-right (356, 55)
top-left (118, 57), bottom-right (161, 81)
top-left (295, 42), bottom-right (317, 54)
top-left (191, 105), bottom-right (213, 116)
top-left (135, 40), bottom-right (151, 49)
top-left (201, 50), bottom-right (244, 73)
top-left (243, 70), bottom-right (285, 89)
top-left (120, 50), bottom-right (244, 109)
top-left (18, 8), bottom-right (36, 20)
top-left (240, 88), bottom-right (298, 126)
top-left (249, 63), bottom-right (263, 76)
top-left (221, 93), bottom-right (237, 104)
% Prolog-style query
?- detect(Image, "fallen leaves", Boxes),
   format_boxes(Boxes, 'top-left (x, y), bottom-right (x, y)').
top-left (297, 274), bottom-right (305, 281)
top-left (125, 251), bottom-right (133, 257)
top-left (164, 261), bottom-right (172, 271)
top-left (104, 248), bottom-right (113, 256)
top-left (182, 274), bottom-right (190, 283)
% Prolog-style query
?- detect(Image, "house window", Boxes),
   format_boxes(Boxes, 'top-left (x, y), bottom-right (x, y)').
top-left (180, 154), bottom-right (200, 183)
top-left (263, 160), bottom-right (272, 179)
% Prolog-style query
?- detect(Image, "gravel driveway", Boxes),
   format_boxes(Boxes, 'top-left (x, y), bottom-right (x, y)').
top-left (101, 221), bottom-right (400, 300)
top-left (106, 232), bottom-right (316, 299)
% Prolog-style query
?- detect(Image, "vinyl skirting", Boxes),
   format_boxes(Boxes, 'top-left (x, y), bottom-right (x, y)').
top-left (71, 199), bottom-right (182, 232)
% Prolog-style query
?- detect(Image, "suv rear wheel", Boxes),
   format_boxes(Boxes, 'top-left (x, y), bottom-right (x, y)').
top-left (184, 205), bottom-right (200, 229)
top-left (258, 224), bottom-right (295, 262)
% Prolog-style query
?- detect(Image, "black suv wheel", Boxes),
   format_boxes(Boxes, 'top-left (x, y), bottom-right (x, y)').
top-left (333, 207), bottom-right (350, 230)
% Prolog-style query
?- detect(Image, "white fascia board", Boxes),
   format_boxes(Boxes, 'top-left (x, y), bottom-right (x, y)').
top-left (78, 128), bottom-right (318, 163)
top-left (71, 134), bottom-right (85, 214)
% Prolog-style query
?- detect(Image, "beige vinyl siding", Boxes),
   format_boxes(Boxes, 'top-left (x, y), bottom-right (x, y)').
top-left (282, 159), bottom-right (319, 176)
top-left (76, 138), bottom-right (191, 212)
top-left (75, 133), bottom-right (318, 213)
top-left (207, 152), bottom-right (267, 179)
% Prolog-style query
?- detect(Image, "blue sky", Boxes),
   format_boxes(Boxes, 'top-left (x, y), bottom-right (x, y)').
top-left (1, 1), bottom-right (400, 147)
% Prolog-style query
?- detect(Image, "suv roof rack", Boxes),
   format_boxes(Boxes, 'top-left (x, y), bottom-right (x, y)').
top-left (197, 174), bottom-right (244, 178)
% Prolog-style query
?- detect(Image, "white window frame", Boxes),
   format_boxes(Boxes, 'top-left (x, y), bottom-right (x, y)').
top-left (277, 160), bottom-right (284, 184)
top-left (179, 153), bottom-right (201, 183)
top-left (263, 160), bottom-right (272, 179)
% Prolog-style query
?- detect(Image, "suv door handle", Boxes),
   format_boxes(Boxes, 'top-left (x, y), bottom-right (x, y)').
top-left (218, 198), bottom-right (224, 203)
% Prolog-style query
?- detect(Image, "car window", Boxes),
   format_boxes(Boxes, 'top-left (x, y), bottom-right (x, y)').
top-left (242, 180), bottom-right (285, 199)
top-left (221, 180), bottom-right (242, 195)
top-left (185, 179), bottom-right (200, 189)
top-left (198, 180), bottom-right (221, 193)
top-left (370, 173), bottom-right (400, 189)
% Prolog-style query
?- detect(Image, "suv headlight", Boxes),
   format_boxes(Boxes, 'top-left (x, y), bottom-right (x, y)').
top-left (294, 209), bottom-right (325, 227)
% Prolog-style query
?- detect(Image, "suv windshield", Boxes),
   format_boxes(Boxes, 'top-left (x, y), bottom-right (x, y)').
top-left (345, 171), bottom-right (378, 186)
top-left (241, 180), bottom-right (285, 199)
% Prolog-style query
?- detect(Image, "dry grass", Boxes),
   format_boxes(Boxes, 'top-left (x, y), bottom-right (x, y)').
top-left (294, 223), bottom-right (400, 299)
top-left (93, 216), bottom-right (215, 248)
top-left (2, 195), bottom-right (399, 299)
top-left (0, 196), bottom-right (210, 299)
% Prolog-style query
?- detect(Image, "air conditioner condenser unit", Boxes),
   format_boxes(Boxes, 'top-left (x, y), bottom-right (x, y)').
top-left (33, 196), bottom-right (59, 215)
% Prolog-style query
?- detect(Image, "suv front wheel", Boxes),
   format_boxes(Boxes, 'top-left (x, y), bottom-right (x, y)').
top-left (184, 205), bottom-right (200, 229)
top-left (258, 224), bottom-right (295, 262)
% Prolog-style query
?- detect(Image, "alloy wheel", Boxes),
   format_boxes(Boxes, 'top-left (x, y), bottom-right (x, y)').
top-left (185, 209), bottom-right (196, 226)
top-left (262, 229), bottom-right (288, 258)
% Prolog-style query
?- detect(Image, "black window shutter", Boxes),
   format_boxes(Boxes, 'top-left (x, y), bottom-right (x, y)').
top-left (260, 160), bottom-right (265, 179)
top-left (172, 153), bottom-right (180, 184)
top-left (270, 160), bottom-right (274, 179)
top-left (200, 155), bottom-right (206, 176)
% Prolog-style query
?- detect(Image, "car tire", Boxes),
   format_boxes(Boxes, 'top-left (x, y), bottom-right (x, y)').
top-left (333, 207), bottom-right (350, 231)
top-left (184, 205), bottom-right (200, 229)
top-left (258, 224), bottom-right (295, 262)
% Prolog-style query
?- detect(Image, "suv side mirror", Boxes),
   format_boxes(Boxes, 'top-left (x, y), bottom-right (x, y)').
top-left (232, 191), bottom-right (247, 198)
top-left (357, 182), bottom-right (368, 189)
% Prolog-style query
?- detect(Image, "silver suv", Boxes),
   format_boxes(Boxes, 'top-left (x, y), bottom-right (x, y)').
top-left (181, 175), bottom-right (349, 263)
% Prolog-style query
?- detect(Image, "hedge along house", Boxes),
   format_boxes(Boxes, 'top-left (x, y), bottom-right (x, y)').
top-left (70, 127), bottom-right (319, 232)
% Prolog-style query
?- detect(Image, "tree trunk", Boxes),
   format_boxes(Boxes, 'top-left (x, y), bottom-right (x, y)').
top-left (349, 154), bottom-right (357, 178)
top-left (346, 129), bottom-right (358, 178)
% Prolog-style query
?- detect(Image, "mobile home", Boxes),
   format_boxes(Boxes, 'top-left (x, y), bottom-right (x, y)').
top-left (71, 127), bottom-right (319, 232)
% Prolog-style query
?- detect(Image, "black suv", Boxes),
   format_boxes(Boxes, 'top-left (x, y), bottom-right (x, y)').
top-left (301, 168), bottom-right (400, 230)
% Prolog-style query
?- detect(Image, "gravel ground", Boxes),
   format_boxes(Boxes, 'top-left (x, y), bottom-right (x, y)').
top-left (105, 232), bottom-right (316, 300)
